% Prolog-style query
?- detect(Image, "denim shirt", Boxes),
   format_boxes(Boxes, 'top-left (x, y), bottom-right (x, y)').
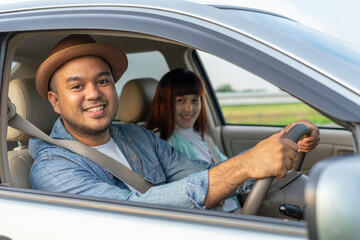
top-left (29, 118), bottom-right (211, 209)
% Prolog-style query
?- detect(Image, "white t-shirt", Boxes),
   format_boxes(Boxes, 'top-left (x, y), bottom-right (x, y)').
top-left (93, 137), bottom-right (139, 193)
top-left (174, 126), bottom-right (212, 163)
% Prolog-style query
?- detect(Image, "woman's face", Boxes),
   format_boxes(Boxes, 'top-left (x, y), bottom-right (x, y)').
top-left (174, 94), bottom-right (201, 129)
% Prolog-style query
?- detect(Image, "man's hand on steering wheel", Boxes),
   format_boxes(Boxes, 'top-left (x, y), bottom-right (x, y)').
top-left (244, 130), bottom-right (299, 179)
top-left (205, 121), bottom-right (320, 211)
top-left (241, 121), bottom-right (319, 215)
top-left (284, 119), bottom-right (320, 153)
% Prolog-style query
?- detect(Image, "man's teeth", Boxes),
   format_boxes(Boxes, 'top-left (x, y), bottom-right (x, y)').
top-left (86, 105), bottom-right (104, 112)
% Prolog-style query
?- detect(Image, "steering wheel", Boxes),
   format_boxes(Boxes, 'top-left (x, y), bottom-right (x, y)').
top-left (241, 123), bottom-right (311, 215)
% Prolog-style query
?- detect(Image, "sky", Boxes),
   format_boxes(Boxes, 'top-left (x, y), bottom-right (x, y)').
top-left (189, 0), bottom-right (360, 48)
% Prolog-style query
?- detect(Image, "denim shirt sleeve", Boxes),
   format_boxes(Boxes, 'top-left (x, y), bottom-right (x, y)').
top-left (30, 152), bottom-right (209, 209)
top-left (129, 128), bottom-right (211, 208)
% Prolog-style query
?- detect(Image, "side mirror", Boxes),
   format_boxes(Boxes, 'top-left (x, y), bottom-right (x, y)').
top-left (305, 154), bottom-right (360, 240)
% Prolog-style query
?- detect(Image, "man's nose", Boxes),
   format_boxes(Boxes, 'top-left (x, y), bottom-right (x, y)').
top-left (85, 84), bottom-right (102, 100)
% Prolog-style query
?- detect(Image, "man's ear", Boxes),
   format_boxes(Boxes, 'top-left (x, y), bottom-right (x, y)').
top-left (48, 91), bottom-right (61, 115)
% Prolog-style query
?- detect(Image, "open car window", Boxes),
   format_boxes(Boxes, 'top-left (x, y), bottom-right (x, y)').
top-left (198, 51), bottom-right (338, 127)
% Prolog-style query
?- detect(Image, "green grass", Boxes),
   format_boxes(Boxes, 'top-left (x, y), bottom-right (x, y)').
top-left (221, 103), bottom-right (336, 125)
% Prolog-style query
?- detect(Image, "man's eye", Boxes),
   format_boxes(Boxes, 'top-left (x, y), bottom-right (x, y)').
top-left (176, 98), bottom-right (185, 103)
top-left (98, 79), bottom-right (109, 85)
top-left (71, 84), bottom-right (82, 90)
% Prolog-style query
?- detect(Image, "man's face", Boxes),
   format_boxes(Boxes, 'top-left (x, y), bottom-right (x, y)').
top-left (48, 56), bottom-right (118, 139)
top-left (174, 94), bottom-right (201, 129)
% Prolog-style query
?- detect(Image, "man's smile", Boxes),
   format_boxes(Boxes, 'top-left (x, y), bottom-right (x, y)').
top-left (84, 105), bottom-right (105, 112)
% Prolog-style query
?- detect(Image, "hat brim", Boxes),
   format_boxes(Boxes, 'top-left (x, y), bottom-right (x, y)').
top-left (35, 43), bottom-right (128, 99)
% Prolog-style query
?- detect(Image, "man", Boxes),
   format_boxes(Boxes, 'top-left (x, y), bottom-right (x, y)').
top-left (29, 34), bottom-right (319, 209)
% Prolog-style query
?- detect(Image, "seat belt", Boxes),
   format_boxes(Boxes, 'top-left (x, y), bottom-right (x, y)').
top-left (7, 101), bottom-right (153, 193)
top-left (203, 132), bottom-right (221, 164)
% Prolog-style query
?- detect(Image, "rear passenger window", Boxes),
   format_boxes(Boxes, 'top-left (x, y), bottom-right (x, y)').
top-left (114, 51), bottom-right (169, 97)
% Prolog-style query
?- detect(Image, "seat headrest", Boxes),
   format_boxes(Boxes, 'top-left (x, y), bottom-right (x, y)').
top-left (7, 78), bottom-right (59, 142)
top-left (118, 78), bottom-right (158, 124)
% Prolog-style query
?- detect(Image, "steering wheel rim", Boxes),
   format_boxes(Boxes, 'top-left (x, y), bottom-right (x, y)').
top-left (241, 123), bottom-right (311, 215)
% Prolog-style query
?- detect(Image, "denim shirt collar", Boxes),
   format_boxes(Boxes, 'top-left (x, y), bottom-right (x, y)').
top-left (50, 117), bottom-right (75, 140)
top-left (50, 117), bottom-right (124, 143)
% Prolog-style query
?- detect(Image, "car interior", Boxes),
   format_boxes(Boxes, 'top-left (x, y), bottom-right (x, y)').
top-left (3, 31), bottom-right (356, 220)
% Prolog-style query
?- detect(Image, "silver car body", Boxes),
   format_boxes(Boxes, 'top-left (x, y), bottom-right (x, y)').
top-left (0, 1), bottom-right (359, 239)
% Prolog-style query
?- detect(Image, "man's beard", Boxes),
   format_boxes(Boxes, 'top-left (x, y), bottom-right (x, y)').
top-left (60, 98), bottom-right (118, 139)
top-left (61, 117), bottom-right (111, 138)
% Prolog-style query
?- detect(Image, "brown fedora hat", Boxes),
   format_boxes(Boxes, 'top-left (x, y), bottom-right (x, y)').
top-left (35, 34), bottom-right (128, 99)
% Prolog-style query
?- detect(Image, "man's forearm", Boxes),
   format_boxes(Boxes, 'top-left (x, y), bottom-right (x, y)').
top-left (204, 154), bottom-right (249, 208)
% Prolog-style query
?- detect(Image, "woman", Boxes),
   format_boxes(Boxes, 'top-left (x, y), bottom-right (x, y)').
top-left (146, 68), bottom-right (239, 212)
top-left (146, 68), bottom-right (227, 163)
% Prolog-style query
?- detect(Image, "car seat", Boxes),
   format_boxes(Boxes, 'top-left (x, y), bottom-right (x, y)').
top-left (117, 78), bottom-right (158, 126)
top-left (7, 78), bottom-right (59, 188)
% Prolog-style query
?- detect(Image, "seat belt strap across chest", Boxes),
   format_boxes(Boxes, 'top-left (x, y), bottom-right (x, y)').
top-left (203, 132), bottom-right (221, 164)
top-left (7, 102), bottom-right (153, 193)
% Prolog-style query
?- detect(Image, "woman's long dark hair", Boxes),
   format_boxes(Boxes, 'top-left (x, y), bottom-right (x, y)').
top-left (146, 68), bottom-right (206, 140)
